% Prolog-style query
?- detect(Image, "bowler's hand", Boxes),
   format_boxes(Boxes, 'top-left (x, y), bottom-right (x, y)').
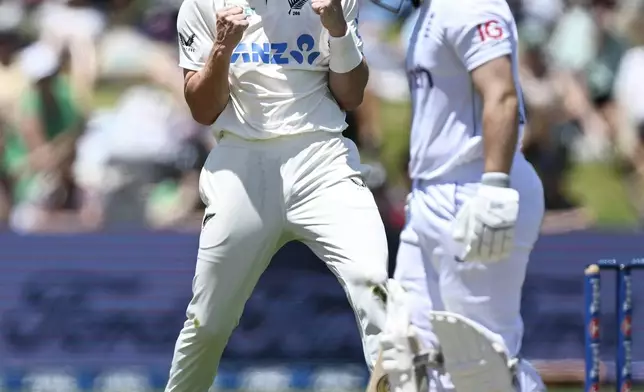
top-left (310, 0), bottom-right (347, 37)
top-left (452, 177), bottom-right (519, 263)
top-left (215, 7), bottom-right (249, 50)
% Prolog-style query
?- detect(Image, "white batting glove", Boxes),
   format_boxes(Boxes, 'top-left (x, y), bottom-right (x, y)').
top-left (380, 280), bottom-right (424, 392)
top-left (452, 172), bottom-right (519, 263)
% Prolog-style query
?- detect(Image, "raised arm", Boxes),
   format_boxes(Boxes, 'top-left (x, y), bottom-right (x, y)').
top-left (312, 0), bottom-right (368, 111)
top-left (177, 0), bottom-right (248, 125)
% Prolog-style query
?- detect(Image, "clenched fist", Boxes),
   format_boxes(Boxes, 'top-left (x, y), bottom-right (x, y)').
top-left (310, 0), bottom-right (347, 37)
top-left (215, 7), bottom-right (249, 50)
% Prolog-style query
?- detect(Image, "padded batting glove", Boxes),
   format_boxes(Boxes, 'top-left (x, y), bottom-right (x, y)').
top-left (452, 172), bottom-right (519, 263)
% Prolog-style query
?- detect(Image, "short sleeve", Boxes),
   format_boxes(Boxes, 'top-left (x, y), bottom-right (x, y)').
top-left (445, 7), bottom-right (513, 71)
top-left (342, 0), bottom-right (363, 52)
top-left (177, 0), bottom-right (217, 71)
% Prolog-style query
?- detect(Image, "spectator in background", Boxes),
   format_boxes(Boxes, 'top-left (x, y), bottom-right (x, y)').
top-left (0, 1), bottom-right (29, 226)
top-left (519, 22), bottom-right (593, 232)
top-left (0, 27), bottom-right (28, 226)
top-left (521, 0), bottom-right (563, 28)
top-left (341, 0), bottom-right (412, 162)
top-left (0, 127), bottom-right (9, 226)
top-left (356, 0), bottom-right (412, 154)
top-left (99, 1), bottom-right (185, 100)
top-left (0, 7), bottom-right (27, 129)
top-left (358, 1), bottom-right (410, 102)
top-left (516, 0), bottom-right (644, 232)
top-left (547, 0), bottom-right (627, 162)
top-left (7, 42), bottom-right (86, 232)
top-left (0, 34), bottom-right (26, 128)
top-left (73, 83), bottom-right (211, 230)
top-left (583, 0), bottom-right (627, 150)
top-left (614, 2), bottom-right (644, 222)
top-left (34, 0), bottom-right (107, 111)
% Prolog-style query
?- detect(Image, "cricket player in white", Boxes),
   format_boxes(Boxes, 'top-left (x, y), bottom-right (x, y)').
top-left (166, 0), bottom-right (390, 391)
top-left (376, 0), bottom-right (547, 391)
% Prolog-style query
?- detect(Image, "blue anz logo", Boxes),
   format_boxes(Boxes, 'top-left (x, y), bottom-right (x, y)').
top-left (231, 42), bottom-right (289, 64)
top-left (290, 34), bottom-right (320, 64)
top-left (231, 34), bottom-right (320, 65)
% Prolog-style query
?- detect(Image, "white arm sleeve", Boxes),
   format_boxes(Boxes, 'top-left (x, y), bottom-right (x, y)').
top-left (445, 6), bottom-right (514, 72)
top-left (342, 0), bottom-right (363, 53)
top-left (177, 0), bottom-right (217, 71)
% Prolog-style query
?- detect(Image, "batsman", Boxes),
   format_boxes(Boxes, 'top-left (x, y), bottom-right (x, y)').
top-left (368, 0), bottom-right (548, 391)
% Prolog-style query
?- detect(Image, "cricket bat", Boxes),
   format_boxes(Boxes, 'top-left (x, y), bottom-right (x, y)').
top-left (366, 351), bottom-right (388, 392)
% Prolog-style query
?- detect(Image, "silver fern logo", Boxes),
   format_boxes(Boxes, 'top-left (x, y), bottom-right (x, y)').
top-left (179, 32), bottom-right (197, 52)
top-left (288, 0), bottom-right (308, 15)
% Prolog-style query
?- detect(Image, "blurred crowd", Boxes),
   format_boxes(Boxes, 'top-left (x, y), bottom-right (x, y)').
top-left (360, 0), bottom-right (644, 232)
top-left (0, 0), bottom-right (642, 233)
top-left (0, 0), bottom-right (212, 232)
top-left (514, 0), bottom-right (644, 230)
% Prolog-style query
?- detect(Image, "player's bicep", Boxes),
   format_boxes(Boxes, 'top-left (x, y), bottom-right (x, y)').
top-left (177, 0), bottom-right (216, 71)
top-left (470, 55), bottom-right (515, 100)
top-left (447, 14), bottom-right (513, 72)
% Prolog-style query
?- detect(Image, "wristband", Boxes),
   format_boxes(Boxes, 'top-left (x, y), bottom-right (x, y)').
top-left (481, 172), bottom-right (510, 188)
top-left (329, 29), bottom-right (363, 74)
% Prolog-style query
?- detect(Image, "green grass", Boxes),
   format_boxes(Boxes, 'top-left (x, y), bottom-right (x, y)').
top-left (379, 101), bottom-right (411, 185)
top-left (566, 162), bottom-right (639, 226)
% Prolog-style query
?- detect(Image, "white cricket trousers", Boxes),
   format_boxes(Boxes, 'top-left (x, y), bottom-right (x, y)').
top-left (394, 155), bottom-right (546, 392)
top-left (165, 131), bottom-right (389, 392)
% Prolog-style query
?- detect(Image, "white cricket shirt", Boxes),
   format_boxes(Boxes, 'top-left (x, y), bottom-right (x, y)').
top-left (177, 0), bottom-right (362, 140)
top-left (406, 0), bottom-right (526, 180)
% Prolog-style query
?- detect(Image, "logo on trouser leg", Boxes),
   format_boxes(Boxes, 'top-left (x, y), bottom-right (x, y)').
top-left (202, 213), bottom-right (215, 229)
